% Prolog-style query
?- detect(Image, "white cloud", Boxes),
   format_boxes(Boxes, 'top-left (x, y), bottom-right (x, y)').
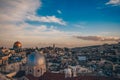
top-left (27, 15), bottom-right (66, 25)
top-left (57, 10), bottom-right (62, 14)
top-left (0, 0), bottom-right (118, 47)
top-left (0, 18), bottom-right (73, 47)
top-left (0, 23), bottom-right (64, 38)
top-left (106, 0), bottom-right (120, 6)
top-left (0, 0), bottom-right (40, 23)
top-left (0, 0), bottom-right (68, 47)
top-left (0, 0), bottom-right (66, 25)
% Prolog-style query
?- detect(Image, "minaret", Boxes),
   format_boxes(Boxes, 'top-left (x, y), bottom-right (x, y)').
top-left (53, 44), bottom-right (55, 54)
top-left (53, 44), bottom-right (55, 50)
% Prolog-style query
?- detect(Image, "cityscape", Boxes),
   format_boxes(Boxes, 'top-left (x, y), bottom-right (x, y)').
top-left (0, 0), bottom-right (120, 80)
top-left (0, 41), bottom-right (120, 80)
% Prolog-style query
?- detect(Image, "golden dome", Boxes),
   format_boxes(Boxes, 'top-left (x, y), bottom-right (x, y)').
top-left (13, 41), bottom-right (22, 49)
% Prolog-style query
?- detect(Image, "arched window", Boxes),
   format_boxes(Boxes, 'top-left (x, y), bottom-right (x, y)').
top-left (29, 69), bottom-right (31, 72)
top-left (38, 70), bottom-right (40, 72)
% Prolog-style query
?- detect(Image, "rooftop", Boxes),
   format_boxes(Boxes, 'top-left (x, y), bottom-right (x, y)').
top-left (25, 72), bottom-right (119, 80)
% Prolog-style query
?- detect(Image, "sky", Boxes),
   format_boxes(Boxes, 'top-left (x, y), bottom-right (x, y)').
top-left (0, 0), bottom-right (120, 48)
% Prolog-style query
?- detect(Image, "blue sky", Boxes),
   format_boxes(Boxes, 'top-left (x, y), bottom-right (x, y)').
top-left (39, 0), bottom-right (120, 22)
top-left (0, 0), bottom-right (120, 47)
top-left (30, 0), bottom-right (120, 35)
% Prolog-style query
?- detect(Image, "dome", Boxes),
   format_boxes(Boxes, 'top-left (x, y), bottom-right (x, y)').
top-left (13, 41), bottom-right (22, 49)
top-left (27, 51), bottom-right (45, 66)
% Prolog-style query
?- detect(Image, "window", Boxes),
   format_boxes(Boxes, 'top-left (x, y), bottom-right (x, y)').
top-left (38, 70), bottom-right (40, 72)
top-left (29, 70), bottom-right (31, 72)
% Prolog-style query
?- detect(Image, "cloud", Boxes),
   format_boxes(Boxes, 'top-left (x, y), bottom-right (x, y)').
top-left (0, 0), bottom-right (66, 25)
top-left (57, 10), bottom-right (62, 14)
top-left (74, 36), bottom-right (120, 42)
top-left (0, 23), bottom-right (65, 39)
top-left (0, 0), bottom-right (65, 37)
top-left (0, 22), bottom-right (69, 47)
top-left (0, 0), bottom-right (68, 47)
top-left (106, 0), bottom-right (120, 6)
top-left (0, 0), bottom-right (40, 23)
top-left (27, 15), bottom-right (66, 25)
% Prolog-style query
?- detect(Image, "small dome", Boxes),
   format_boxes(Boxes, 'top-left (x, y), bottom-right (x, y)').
top-left (13, 41), bottom-right (22, 49)
top-left (27, 51), bottom-right (45, 66)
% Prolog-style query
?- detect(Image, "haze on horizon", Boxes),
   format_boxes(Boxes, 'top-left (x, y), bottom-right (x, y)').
top-left (0, 0), bottom-right (120, 48)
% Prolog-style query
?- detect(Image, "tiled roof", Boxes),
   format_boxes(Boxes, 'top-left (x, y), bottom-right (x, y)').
top-left (25, 72), bottom-right (120, 80)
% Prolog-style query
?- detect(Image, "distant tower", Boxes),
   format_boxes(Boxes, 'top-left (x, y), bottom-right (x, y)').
top-left (52, 44), bottom-right (55, 54)
top-left (53, 44), bottom-right (55, 49)
top-left (13, 41), bottom-right (22, 49)
top-left (72, 66), bottom-right (77, 77)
